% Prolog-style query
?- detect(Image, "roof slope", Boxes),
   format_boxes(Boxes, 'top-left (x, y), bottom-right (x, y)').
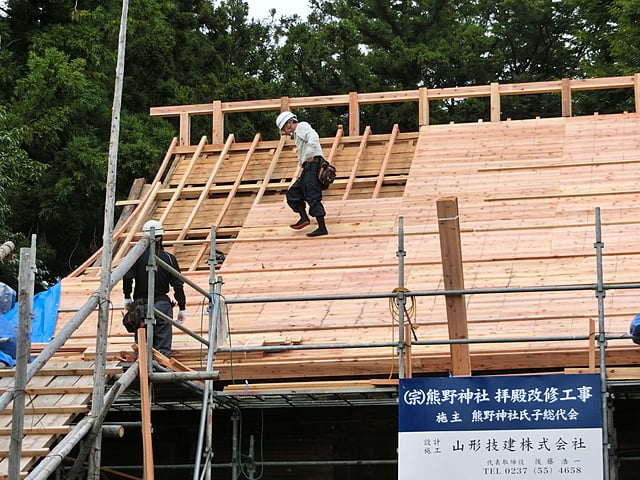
top-left (0, 362), bottom-right (121, 479)
top-left (56, 113), bottom-right (640, 382)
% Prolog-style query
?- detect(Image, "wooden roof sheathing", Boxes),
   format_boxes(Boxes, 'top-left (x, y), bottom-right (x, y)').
top-left (57, 112), bottom-right (640, 382)
top-left (0, 362), bottom-right (121, 479)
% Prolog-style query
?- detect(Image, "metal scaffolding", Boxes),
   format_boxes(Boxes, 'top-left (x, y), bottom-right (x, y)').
top-left (6, 207), bottom-right (638, 479)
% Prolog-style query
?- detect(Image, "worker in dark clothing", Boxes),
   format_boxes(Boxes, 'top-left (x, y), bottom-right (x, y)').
top-left (276, 110), bottom-right (328, 237)
top-left (123, 220), bottom-right (186, 357)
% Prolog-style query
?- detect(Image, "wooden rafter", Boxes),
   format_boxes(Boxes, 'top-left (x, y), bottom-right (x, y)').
top-left (55, 110), bottom-right (640, 386)
top-left (72, 137), bottom-right (179, 272)
top-left (176, 134), bottom-right (236, 242)
top-left (255, 135), bottom-right (287, 206)
top-left (138, 335), bottom-right (155, 479)
top-left (113, 181), bottom-right (162, 262)
top-left (159, 136), bottom-right (208, 228)
top-left (372, 124), bottom-right (399, 198)
top-left (115, 137), bottom-right (179, 257)
top-left (326, 125), bottom-right (344, 164)
top-left (215, 133), bottom-right (261, 226)
top-left (188, 135), bottom-right (254, 272)
top-left (342, 125), bottom-right (371, 200)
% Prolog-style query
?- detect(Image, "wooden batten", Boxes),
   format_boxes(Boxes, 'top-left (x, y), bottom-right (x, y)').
top-left (53, 113), bottom-right (640, 386)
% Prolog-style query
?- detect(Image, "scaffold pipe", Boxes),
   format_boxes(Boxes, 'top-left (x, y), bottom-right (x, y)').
top-left (0, 241), bottom-right (15, 261)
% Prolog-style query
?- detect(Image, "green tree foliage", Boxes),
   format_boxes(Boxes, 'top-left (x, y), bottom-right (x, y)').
top-left (609, 0), bottom-right (640, 73)
top-left (7, 46), bottom-right (110, 274)
top-left (0, 107), bottom-right (44, 233)
top-left (274, 0), bottom-right (498, 131)
top-left (0, 0), bottom-right (633, 281)
top-left (0, 106), bottom-right (49, 289)
top-left (0, 0), bottom-right (276, 278)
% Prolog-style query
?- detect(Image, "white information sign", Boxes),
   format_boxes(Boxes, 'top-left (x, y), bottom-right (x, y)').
top-left (398, 374), bottom-right (603, 480)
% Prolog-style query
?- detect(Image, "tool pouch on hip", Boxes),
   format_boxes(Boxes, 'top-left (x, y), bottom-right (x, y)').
top-left (122, 299), bottom-right (146, 333)
top-left (317, 157), bottom-right (336, 190)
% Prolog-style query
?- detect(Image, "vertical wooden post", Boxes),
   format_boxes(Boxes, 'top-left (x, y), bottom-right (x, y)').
top-left (179, 112), bottom-right (190, 146)
top-left (90, 0), bottom-right (129, 475)
top-left (588, 317), bottom-right (596, 372)
top-left (436, 197), bottom-right (472, 376)
top-left (561, 78), bottom-right (572, 117)
top-left (9, 245), bottom-right (35, 479)
top-left (280, 96), bottom-right (291, 113)
top-left (418, 87), bottom-right (429, 127)
top-left (212, 100), bottom-right (223, 144)
top-left (490, 82), bottom-right (500, 122)
top-left (348, 91), bottom-right (360, 136)
top-left (634, 73), bottom-right (640, 113)
top-left (138, 333), bottom-right (155, 479)
top-left (206, 404), bottom-right (213, 480)
top-left (404, 323), bottom-right (413, 378)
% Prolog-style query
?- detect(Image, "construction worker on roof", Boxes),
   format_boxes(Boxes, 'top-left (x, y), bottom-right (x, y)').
top-left (276, 111), bottom-right (328, 237)
top-left (122, 220), bottom-right (187, 357)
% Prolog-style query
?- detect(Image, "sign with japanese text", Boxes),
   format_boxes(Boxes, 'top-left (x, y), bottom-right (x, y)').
top-left (398, 374), bottom-right (603, 479)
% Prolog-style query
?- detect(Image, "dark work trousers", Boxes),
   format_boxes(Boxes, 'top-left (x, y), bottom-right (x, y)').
top-left (286, 160), bottom-right (326, 218)
top-left (134, 297), bottom-right (173, 357)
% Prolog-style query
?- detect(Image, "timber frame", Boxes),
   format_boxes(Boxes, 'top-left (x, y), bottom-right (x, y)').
top-left (148, 74), bottom-right (640, 144)
top-left (3, 73), bottom-right (640, 478)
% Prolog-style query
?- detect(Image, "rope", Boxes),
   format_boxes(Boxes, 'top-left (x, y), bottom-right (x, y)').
top-left (388, 287), bottom-right (418, 378)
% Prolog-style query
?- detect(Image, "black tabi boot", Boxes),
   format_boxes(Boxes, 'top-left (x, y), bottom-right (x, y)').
top-left (290, 209), bottom-right (310, 230)
top-left (307, 216), bottom-right (328, 237)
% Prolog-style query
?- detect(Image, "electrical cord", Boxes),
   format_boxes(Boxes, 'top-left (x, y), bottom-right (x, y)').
top-left (388, 287), bottom-right (418, 378)
top-left (237, 407), bottom-right (265, 480)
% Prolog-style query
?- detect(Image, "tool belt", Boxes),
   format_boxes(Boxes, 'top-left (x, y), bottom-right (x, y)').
top-left (303, 156), bottom-right (321, 166)
top-left (135, 294), bottom-right (171, 304)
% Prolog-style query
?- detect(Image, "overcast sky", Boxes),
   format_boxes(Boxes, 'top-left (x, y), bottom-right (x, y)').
top-left (0, 2), bottom-right (312, 21)
top-left (245, 0), bottom-right (311, 21)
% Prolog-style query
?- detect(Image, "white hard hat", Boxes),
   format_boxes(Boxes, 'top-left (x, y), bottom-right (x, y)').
top-left (142, 219), bottom-right (164, 236)
top-left (276, 111), bottom-right (297, 130)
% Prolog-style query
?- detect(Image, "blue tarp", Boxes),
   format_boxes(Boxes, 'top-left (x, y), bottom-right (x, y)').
top-left (0, 282), bottom-right (61, 367)
top-left (0, 283), bottom-right (16, 314)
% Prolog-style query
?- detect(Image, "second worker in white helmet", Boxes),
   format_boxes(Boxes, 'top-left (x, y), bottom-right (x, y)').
top-left (276, 111), bottom-right (328, 237)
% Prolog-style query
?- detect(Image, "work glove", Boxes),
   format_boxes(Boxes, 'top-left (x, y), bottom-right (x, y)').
top-left (177, 310), bottom-right (187, 325)
top-left (124, 298), bottom-right (133, 311)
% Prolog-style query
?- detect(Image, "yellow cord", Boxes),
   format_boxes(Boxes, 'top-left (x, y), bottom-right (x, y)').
top-left (388, 287), bottom-right (417, 378)
top-left (389, 287), bottom-right (416, 320)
